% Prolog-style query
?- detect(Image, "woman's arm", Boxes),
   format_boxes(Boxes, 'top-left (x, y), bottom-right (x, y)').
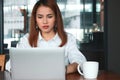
top-left (66, 33), bottom-right (87, 74)
top-left (66, 62), bottom-right (79, 74)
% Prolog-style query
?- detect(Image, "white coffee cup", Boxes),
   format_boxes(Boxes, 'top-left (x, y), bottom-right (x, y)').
top-left (77, 61), bottom-right (99, 79)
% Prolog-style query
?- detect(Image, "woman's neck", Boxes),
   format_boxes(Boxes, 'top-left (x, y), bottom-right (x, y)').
top-left (41, 32), bottom-right (56, 41)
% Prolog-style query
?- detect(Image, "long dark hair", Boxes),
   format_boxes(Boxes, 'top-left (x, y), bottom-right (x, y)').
top-left (29, 0), bottom-right (67, 47)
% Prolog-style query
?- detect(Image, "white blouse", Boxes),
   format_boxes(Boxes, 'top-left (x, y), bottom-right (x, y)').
top-left (6, 32), bottom-right (86, 71)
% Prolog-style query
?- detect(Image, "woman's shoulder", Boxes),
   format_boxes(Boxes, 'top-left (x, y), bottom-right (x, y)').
top-left (18, 33), bottom-right (29, 42)
top-left (20, 33), bottom-right (29, 40)
top-left (65, 32), bottom-right (77, 44)
top-left (66, 32), bottom-right (76, 39)
top-left (16, 33), bottom-right (30, 48)
top-left (22, 33), bottom-right (29, 38)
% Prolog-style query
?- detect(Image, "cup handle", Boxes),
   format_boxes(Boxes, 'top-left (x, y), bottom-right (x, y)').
top-left (77, 64), bottom-right (83, 75)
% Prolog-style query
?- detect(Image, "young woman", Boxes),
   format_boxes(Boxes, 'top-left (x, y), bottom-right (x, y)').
top-left (6, 0), bottom-right (86, 74)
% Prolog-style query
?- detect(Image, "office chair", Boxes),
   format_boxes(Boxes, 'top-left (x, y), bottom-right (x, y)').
top-left (0, 54), bottom-right (5, 71)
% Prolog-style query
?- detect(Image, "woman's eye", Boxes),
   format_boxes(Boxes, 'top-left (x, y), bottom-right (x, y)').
top-left (38, 16), bottom-right (42, 19)
top-left (48, 16), bottom-right (53, 18)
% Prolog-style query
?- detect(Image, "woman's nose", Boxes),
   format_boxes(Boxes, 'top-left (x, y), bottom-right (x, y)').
top-left (43, 18), bottom-right (47, 24)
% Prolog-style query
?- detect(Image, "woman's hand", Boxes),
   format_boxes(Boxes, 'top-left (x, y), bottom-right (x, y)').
top-left (66, 62), bottom-right (79, 74)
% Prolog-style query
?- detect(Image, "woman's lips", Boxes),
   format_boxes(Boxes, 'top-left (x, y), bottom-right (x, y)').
top-left (43, 26), bottom-right (49, 29)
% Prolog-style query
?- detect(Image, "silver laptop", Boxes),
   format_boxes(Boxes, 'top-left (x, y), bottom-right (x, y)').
top-left (9, 47), bottom-right (65, 80)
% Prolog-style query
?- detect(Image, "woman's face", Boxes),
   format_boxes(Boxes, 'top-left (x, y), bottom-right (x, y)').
top-left (36, 6), bottom-right (56, 34)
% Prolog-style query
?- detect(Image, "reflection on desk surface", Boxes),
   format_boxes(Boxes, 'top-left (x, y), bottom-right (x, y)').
top-left (0, 71), bottom-right (120, 80)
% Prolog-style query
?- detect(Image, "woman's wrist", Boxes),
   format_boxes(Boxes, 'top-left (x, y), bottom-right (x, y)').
top-left (66, 62), bottom-right (78, 74)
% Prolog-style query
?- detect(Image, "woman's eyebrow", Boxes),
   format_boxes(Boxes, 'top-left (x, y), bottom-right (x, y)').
top-left (47, 14), bottom-right (53, 16)
top-left (36, 14), bottom-right (42, 16)
top-left (36, 13), bottom-right (54, 16)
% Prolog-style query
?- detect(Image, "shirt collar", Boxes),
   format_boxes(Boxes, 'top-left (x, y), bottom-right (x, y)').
top-left (38, 32), bottom-right (43, 40)
top-left (38, 32), bottom-right (59, 41)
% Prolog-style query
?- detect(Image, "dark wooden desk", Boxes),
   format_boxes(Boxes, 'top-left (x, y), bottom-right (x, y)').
top-left (0, 71), bottom-right (120, 80)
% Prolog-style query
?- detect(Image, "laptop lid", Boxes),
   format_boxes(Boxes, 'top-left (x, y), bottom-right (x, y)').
top-left (9, 47), bottom-right (65, 80)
